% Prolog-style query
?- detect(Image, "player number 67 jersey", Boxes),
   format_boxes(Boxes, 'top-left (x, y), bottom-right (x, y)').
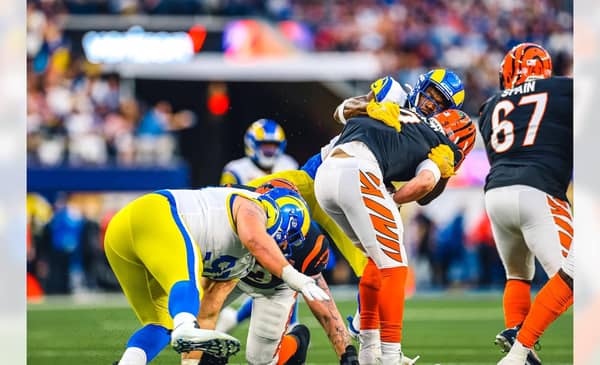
top-left (163, 187), bottom-right (259, 281)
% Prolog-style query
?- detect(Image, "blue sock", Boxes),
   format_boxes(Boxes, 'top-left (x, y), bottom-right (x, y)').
top-left (356, 291), bottom-right (361, 313)
top-left (236, 297), bottom-right (253, 323)
top-left (126, 324), bottom-right (170, 362)
top-left (168, 280), bottom-right (200, 318)
top-left (290, 300), bottom-right (299, 325)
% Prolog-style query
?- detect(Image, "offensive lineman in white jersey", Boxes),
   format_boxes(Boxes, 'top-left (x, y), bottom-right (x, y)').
top-left (105, 186), bottom-right (329, 365)
top-left (220, 119), bottom-right (298, 185)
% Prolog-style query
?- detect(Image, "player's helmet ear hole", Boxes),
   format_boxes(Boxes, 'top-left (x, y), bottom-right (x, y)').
top-left (257, 188), bottom-right (311, 257)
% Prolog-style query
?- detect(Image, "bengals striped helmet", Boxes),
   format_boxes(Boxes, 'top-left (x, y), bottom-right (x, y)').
top-left (431, 109), bottom-right (476, 165)
top-left (500, 42), bottom-right (552, 90)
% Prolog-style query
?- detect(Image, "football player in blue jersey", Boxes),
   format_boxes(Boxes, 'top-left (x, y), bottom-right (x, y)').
top-left (478, 43), bottom-right (573, 365)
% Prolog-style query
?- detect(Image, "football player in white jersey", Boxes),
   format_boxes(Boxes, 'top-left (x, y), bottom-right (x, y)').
top-left (220, 119), bottom-right (298, 185)
top-left (105, 186), bottom-right (329, 365)
top-left (186, 180), bottom-right (359, 365)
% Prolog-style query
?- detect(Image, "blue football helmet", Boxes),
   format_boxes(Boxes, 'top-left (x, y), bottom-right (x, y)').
top-left (408, 69), bottom-right (465, 117)
top-left (257, 187), bottom-right (311, 257)
top-left (244, 119), bottom-right (287, 169)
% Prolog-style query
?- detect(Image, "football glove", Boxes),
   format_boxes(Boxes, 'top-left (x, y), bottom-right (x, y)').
top-left (281, 265), bottom-right (330, 301)
top-left (428, 144), bottom-right (456, 178)
top-left (366, 100), bottom-right (402, 132)
top-left (340, 345), bottom-right (359, 365)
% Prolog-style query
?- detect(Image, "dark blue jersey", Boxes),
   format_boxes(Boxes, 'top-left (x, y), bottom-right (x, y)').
top-left (478, 77), bottom-right (572, 200)
top-left (334, 112), bottom-right (463, 184)
top-left (240, 222), bottom-right (330, 290)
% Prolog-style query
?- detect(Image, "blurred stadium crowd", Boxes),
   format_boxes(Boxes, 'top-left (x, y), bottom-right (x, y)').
top-left (26, 0), bottom-right (571, 298)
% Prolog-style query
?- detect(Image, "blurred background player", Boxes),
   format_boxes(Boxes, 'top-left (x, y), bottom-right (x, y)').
top-left (220, 118), bottom-right (298, 185)
top-left (314, 104), bottom-right (475, 364)
top-left (478, 42), bottom-right (573, 365)
top-left (105, 186), bottom-right (328, 365)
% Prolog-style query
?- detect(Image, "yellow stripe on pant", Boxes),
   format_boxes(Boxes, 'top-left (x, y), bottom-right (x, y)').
top-left (104, 192), bottom-right (204, 329)
top-left (248, 170), bottom-right (368, 277)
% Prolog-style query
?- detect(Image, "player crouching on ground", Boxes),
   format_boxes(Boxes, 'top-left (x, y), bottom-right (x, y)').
top-left (182, 179), bottom-right (359, 365)
top-left (106, 185), bottom-right (329, 365)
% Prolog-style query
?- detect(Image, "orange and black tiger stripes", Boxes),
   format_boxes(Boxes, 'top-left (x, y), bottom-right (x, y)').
top-left (359, 170), bottom-right (403, 263)
top-left (546, 195), bottom-right (573, 257)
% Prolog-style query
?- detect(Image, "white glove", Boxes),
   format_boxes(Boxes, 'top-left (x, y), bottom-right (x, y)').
top-left (281, 265), bottom-right (330, 301)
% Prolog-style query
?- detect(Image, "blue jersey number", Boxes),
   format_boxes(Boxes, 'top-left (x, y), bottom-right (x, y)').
top-left (203, 253), bottom-right (238, 280)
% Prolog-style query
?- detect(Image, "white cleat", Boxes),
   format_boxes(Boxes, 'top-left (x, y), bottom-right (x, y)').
top-left (497, 352), bottom-right (527, 365)
top-left (358, 343), bottom-right (382, 365)
top-left (170, 322), bottom-right (240, 357)
top-left (402, 354), bottom-right (421, 365)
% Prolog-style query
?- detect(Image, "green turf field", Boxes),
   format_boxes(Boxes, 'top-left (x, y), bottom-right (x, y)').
top-left (28, 293), bottom-right (572, 365)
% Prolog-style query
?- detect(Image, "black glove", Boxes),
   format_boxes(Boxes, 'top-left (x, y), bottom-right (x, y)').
top-left (340, 345), bottom-right (359, 365)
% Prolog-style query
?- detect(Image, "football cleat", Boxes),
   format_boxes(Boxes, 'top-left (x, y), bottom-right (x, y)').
top-left (171, 321), bottom-right (240, 358)
top-left (285, 324), bottom-right (311, 365)
top-left (198, 352), bottom-right (229, 365)
top-left (494, 326), bottom-right (542, 365)
top-left (402, 354), bottom-right (421, 365)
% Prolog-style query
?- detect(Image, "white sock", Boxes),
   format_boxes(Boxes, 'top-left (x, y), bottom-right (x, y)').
top-left (508, 340), bottom-right (529, 360)
top-left (181, 359), bottom-right (199, 365)
top-left (381, 341), bottom-right (401, 356)
top-left (173, 312), bottom-right (197, 329)
top-left (360, 329), bottom-right (381, 348)
top-left (118, 347), bottom-right (147, 365)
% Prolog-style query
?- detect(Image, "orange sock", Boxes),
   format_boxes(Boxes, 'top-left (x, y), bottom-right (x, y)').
top-left (359, 259), bottom-right (382, 330)
top-left (517, 273), bottom-right (573, 348)
top-left (503, 279), bottom-right (531, 327)
top-left (379, 266), bottom-right (407, 343)
top-left (277, 334), bottom-right (299, 365)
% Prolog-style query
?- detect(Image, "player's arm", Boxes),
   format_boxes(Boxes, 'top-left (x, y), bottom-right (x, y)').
top-left (333, 95), bottom-right (370, 124)
top-left (392, 159), bottom-right (441, 205)
top-left (182, 278), bottom-right (239, 364)
top-left (196, 278), bottom-right (238, 329)
top-left (304, 272), bottom-right (354, 358)
top-left (417, 177), bottom-right (449, 205)
top-left (234, 197), bottom-right (291, 278)
top-left (234, 197), bottom-right (329, 301)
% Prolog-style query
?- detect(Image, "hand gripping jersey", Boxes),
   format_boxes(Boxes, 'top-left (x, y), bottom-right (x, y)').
top-left (220, 155), bottom-right (299, 185)
top-left (238, 222), bottom-right (329, 294)
top-left (162, 186), bottom-right (260, 280)
top-left (478, 77), bottom-right (573, 201)
top-left (334, 109), bottom-right (463, 184)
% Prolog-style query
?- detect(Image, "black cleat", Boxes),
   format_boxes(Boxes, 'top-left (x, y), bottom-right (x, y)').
top-left (285, 324), bottom-right (311, 365)
top-left (495, 325), bottom-right (542, 365)
top-left (198, 352), bottom-right (229, 365)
